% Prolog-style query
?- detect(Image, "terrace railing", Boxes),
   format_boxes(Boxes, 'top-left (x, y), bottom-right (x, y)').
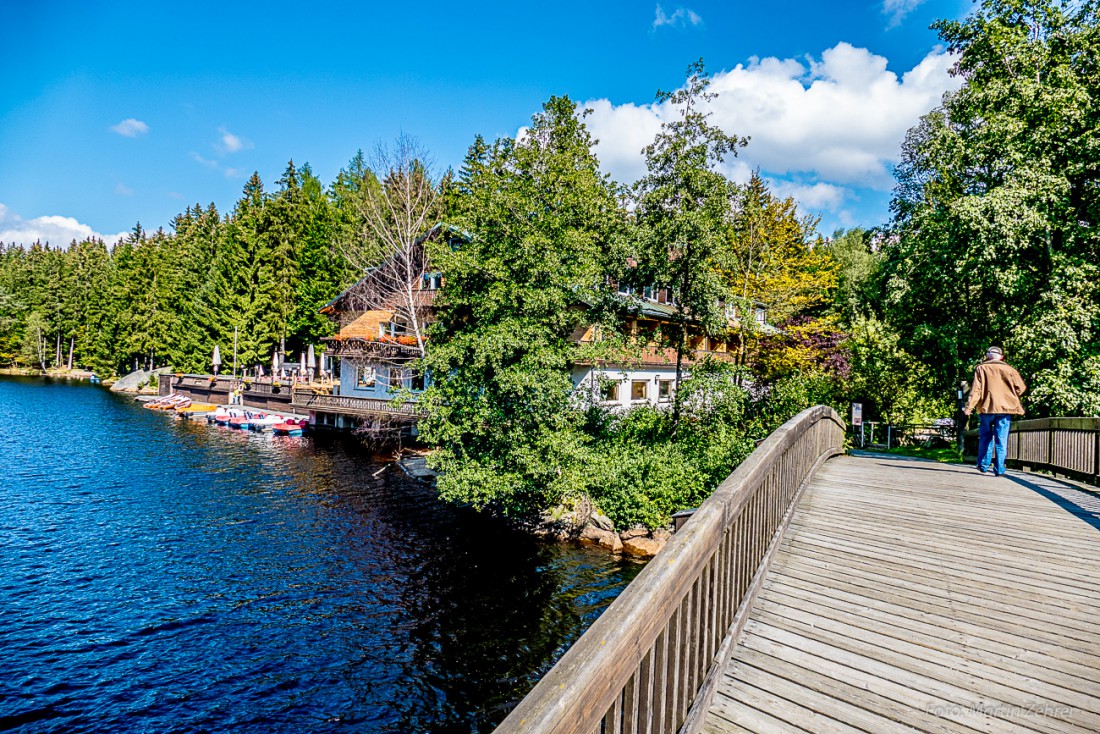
top-left (493, 405), bottom-right (845, 734)
top-left (290, 390), bottom-right (420, 418)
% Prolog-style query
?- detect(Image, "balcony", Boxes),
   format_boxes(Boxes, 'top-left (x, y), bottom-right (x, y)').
top-left (290, 390), bottom-right (420, 419)
top-left (323, 336), bottom-right (422, 363)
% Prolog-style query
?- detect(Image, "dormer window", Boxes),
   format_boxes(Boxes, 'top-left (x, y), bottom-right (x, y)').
top-left (380, 321), bottom-right (408, 338)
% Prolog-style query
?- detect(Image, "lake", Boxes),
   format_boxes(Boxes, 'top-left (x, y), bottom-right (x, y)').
top-left (0, 377), bottom-right (641, 732)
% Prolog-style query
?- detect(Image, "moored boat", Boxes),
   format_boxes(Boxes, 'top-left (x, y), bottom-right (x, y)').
top-left (211, 408), bottom-right (245, 425)
top-left (144, 394), bottom-right (191, 411)
top-left (229, 411), bottom-right (266, 430)
top-left (176, 402), bottom-right (218, 419)
top-left (272, 418), bottom-right (308, 436)
top-left (248, 414), bottom-right (285, 432)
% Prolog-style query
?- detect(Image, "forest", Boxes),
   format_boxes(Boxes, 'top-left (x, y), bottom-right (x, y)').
top-left (2, 0), bottom-right (1097, 528)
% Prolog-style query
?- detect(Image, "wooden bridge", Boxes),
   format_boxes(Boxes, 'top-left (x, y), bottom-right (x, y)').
top-left (495, 407), bottom-right (1100, 734)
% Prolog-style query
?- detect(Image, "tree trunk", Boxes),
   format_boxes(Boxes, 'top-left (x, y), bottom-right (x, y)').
top-left (671, 320), bottom-right (687, 434)
top-left (36, 327), bottom-right (47, 372)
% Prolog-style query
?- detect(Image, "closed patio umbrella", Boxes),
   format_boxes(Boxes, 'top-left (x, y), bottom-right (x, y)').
top-left (212, 345), bottom-right (222, 376)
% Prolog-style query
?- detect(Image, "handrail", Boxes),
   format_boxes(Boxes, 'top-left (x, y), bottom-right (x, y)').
top-left (494, 405), bottom-right (845, 734)
top-left (997, 417), bottom-right (1100, 484)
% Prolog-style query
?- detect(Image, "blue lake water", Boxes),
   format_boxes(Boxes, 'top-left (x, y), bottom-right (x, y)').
top-left (0, 377), bottom-right (641, 732)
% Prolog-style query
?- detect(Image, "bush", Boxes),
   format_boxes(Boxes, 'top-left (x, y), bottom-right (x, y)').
top-left (590, 442), bottom-right (708, 530)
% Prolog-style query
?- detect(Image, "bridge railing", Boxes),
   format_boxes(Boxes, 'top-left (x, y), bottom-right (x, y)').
top-left (494, 405), bottom-right (846, 734)
top-left (968, 417), bottom-right (1100, 484)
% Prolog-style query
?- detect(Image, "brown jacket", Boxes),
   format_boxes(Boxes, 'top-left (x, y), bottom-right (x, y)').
top-left (966, 360), bottom-right (1027, 415)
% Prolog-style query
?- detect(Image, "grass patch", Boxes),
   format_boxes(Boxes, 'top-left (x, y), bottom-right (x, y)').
top-left (879, 445), bottom-right (967, 464)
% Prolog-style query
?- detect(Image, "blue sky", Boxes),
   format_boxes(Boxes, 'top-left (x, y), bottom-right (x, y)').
top-left (0, 0), bottom-right (971, 247)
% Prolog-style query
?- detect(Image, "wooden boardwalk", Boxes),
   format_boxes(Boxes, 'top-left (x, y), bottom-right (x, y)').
top-left (702, 453), bottom-right (1100, 734)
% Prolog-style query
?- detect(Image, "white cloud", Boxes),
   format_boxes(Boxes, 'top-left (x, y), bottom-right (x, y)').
top-left (0, 205), bottom-right (128, 248)
top-left (110, 118), bottom-right (149, 137)
top-left (190, 151), bottom-right (218, 169)
top-left (578, 42), bottom-right (961, 221)
top-left (217, 127), bottom-right (252, 154)
top-left (883, 0), bottom-right (925, 29)
top-left (769, 180), bottom-right (848, 210)
top-left (653, 5), bottom-right (702, 30)
top-left (114, 182), bottom-right (134, 196)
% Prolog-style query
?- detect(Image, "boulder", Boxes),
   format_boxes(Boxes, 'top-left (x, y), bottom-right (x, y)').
top-left (622, 536), bottom-right (666, 560)
top-left (589, 512), bottom-right (615, 532)
top-left (578, 526), bottom-right (623, 553)
top-left (619, 526), bottom-right (649, 541)
top-left (652, 528), bottom-right (673, 542)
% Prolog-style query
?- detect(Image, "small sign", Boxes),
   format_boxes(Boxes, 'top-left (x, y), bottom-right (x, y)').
top-left (851, 403), bottom-right (863, 426)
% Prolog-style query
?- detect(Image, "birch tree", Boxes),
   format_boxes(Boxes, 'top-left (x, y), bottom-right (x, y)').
top-left (340, 135), bottom-right (442, 360)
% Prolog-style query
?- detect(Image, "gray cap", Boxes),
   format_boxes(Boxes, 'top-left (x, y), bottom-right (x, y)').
top-left (986, 346), bottom-right (1004, 357)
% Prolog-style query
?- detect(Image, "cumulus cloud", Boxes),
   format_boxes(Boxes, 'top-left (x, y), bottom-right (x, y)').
top-left (883, 0), bottom-right (925, 28)
top-left (770, 181), bottom-right (848, 210)
top-left (217, 127), bottom-right (252, 154)
top-left (110, 118), bottom-right (149, 137)
top-left (578, 42), bottom-right (961, 223)
top-left (0, 204), bottom-right (128, 248)
top-left (653, 5), bottom-right (702, 30)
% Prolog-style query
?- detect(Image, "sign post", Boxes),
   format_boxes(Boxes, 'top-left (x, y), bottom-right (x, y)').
top-left (852, 403), bottom-right (863, 448)
top-left (956, 381), bottom-right (967, 454)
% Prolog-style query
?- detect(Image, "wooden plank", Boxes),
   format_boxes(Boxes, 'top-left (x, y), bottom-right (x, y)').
top-left (742, 620), bottom-right (1089, 734)
top-left (761, 579), bottom-right (1100, 685)
top-left (702, 453), bottom-right (1100, 734)
top-left (785, 520), bottom-right (1100, 594)
top-left (747, 603), bottom-right (1100, 723)
top-left (750, 594), bottom-right (1100, 702)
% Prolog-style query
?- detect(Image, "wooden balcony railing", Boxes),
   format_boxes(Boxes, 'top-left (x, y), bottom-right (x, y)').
top-left (290, 390), bottom-right (420, 418)
top-left (324, 338), bottom-right (421, 363)
top-left (493, 405), bottom-right (845, 734)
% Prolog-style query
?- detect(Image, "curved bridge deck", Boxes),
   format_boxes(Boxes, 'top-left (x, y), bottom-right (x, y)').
top-left (703, 453), bottom-right (1100, 734)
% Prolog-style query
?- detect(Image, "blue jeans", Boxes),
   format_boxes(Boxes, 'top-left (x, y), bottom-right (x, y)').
top-left (977, 414), bottom-right (1012, 475)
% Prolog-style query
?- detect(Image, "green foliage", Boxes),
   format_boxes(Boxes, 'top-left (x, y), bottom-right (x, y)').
top-left (846, 314), bottom-right (950, 424)
top-left (885, 0), bottom-right (1100, 415)
top-left (824, 228), bottom-right (883, 321)
top-left (0, 159), bottom-right (358, 375)
top-left (587, 441), bottom-right (709, 530)
top-left (880, 446), bottom-right (966, 464)
top-left (420, 95), bottom-right (623, 519)
top-left (630, 60), bottom-right (747, 425)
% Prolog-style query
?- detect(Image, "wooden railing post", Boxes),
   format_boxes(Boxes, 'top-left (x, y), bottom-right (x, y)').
top-left (1094, 429), bottom-right (1099, 482)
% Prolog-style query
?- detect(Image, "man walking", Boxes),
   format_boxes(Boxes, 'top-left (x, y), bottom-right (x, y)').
top-left (963, 346), bottom-right (1027, 476)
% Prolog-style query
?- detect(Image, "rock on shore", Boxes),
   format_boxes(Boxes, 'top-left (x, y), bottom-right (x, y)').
top-left (537, 496), bottom-right (671, 559)
top-left (110, 367), bottom-right (173, 393)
